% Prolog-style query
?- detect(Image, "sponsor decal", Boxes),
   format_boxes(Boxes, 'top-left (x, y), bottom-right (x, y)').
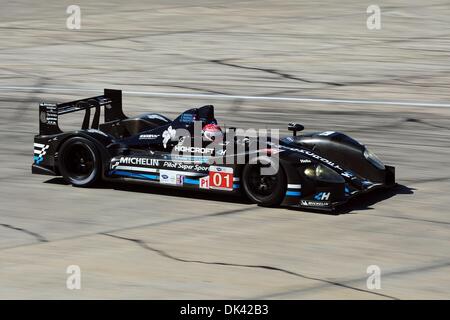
top-left (300, 200), bottom-right (330, 207)
top-left (199, 176), bottom-right (210, 189)
top-left (40, 111), bottom-right (47, 123)
top-left (46, 115), bottom-right (58, 125)
top-left (139, 134), bottom-right (159, 140)
top-left (162, 126), bottom-right (176, 148)
top-left (300, 159), bottom-right (311, 164)
top-left (42, 105), bottom-right (58, 125)
top-left (111, 161), bottom-right (120, 169)
top-left (314, 192), bottom-right (331, 201)
top-left (168, 154), bottom-right (210, 163)
top-left (118, 157), bottom-right (159, 166)
top-left (180, 113), bottom-right (194, 123)
top-left (269, 142), bottom-right (343, 171)
top-left (174, 145), bottom-right (214, 154)
top-left (39, 105), bottom-right (58, 125)
top-left (159, 170), bottom-right (184, 186)
top-left (33, 143), bottom-right (49, 165)
top-left (209, 166), bottom-right (233, 191)
top-left (162, 161), bottom-right (209, 172)
top-left (216, 149), bottom-right (227, 156)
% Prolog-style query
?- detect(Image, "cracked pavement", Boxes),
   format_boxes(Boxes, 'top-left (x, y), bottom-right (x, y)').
top-left (1, 0), bottom-right (450, 299)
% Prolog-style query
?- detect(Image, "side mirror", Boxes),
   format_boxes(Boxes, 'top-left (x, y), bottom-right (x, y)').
top-left (288, 123), bottom-right (304, 136)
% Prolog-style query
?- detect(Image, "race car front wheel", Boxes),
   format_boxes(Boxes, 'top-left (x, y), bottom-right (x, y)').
top-left (58, 137), bottom-right (101, 187)
top-left (242, 163), bottom-right (287, 207)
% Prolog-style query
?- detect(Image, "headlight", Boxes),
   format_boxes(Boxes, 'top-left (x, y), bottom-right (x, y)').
top-left (304, 165), bottom-right (344, 183)
top-left (364, 148), bottom-right (385, 170)
top-left (304, 167), bottom-right (315, 177)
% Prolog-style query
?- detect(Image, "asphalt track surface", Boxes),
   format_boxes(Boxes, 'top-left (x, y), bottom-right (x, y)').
top-left (1, 0), bottom-right (450, 299)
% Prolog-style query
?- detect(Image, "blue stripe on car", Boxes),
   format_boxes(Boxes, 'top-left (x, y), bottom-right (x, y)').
top-left (286, 190), bottom-right (301, 196)
top-left (184, 178), bottom-right (199, 185)
top-left (111, 170), bottom-right (159, 181)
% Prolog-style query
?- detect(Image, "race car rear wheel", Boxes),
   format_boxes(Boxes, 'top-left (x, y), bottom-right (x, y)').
top-left (242, 163), bottom-right (287, 207)
top-left (58, 137), bottom-right (101, 187)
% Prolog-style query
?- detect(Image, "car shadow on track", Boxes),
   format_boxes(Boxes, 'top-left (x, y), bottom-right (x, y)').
top-left (340, 183), bottom-right (414, 213)
top-left (44, 178), bottom-right (414, 214)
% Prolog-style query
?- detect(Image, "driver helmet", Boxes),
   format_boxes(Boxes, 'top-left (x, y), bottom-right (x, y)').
top-left (202, 123), bottom-right (223, 141)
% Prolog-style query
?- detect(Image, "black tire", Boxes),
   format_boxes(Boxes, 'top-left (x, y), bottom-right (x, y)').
top-left (242, 162), bottom-right (287, 207)
top-left (58, 137), bottom-right (101, 187)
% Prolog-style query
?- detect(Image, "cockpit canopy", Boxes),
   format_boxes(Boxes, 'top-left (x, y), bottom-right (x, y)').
top-left (173, 105), bottom-right (217, 125)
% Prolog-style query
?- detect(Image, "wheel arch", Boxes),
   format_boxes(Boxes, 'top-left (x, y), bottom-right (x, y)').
top-left (240, 155), bottom-right (289, 206)
top-left (245, 154), bottom-right (301, 182)
top-left (55, 131), bottom-right (114, 177)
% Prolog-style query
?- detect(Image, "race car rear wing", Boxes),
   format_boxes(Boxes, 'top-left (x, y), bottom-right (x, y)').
top-left (38, 89), bottom-right (126, 135)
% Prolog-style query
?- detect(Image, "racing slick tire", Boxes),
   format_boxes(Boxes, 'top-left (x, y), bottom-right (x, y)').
top-left (242, 163), bottom-right (287, 207)
top-left (58, 137), bottom-right (101, 187)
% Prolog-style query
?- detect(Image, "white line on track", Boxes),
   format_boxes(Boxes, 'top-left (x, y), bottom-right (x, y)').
top-left (1, 85), bottom-right (450, 108)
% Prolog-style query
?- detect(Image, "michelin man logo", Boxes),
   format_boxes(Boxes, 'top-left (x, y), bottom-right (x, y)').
top-left (111, 161), bottom-right (119, 170)
top-left (162, 126), bottom-right (176, 148)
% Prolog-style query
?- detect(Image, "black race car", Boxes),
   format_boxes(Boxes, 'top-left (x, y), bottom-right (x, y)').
top-left (32, 89), bottom-right (395, 211)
